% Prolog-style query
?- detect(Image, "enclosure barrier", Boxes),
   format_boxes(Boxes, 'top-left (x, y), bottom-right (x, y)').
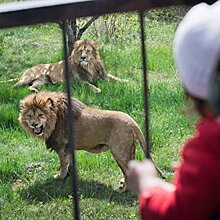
top-left (0, 0), bottom-right (217, 219)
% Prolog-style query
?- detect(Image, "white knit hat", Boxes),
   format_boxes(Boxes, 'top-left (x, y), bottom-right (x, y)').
top-left (174, 1), bottom-right (220, 100)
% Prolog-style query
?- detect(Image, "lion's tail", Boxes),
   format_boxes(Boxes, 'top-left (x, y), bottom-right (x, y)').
top-left (133, 124), bottom-right (166, 179)
top-left (132, 124), bottom-right (147, 156)
top-left (0, 78), bottom-right (19, 83)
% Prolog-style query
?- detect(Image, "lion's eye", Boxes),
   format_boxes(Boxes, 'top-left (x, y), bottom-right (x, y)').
top-left (79, 49), bottom-right (83, 53)
top-left (38, 113), bottom-right (43, 117)
top-left (87, 50), bottom-right (91, 54)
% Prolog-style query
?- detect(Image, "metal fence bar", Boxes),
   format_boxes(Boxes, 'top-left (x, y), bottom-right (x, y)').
top-left (62, 26), bottom-right (81, 220)
top-left (139, 11), bottom-right (150, 159)
top-left (0, 0), bottom-right (217, 29)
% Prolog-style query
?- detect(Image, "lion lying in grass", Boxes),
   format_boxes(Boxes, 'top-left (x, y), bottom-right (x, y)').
top-left (14, 40), bottom-right (127, 93)
top-left (19, 91), bottom-right (162, 192)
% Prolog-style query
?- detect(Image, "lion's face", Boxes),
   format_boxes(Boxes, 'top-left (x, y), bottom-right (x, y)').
top-left (22, 108), bottom-right (47, 137)
top-left (19, 92), bottom-right (57, 140)
top-left (70, 39), bottom-right (107, 84)
top-left (71, 40), bottom-right (98, 67)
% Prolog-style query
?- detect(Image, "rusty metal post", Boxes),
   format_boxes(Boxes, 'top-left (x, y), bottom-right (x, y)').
top-left (139, 11), bottom-right (150, 159)
top-left (62, 26), bottom-right (81, 220)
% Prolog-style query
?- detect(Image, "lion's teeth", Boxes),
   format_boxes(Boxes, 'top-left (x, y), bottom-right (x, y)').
top-left (34, 127), bottom-right (41, 134)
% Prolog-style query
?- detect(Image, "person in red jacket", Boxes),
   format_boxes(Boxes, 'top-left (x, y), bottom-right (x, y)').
top-left (127, 2), bottom-right (220, 220)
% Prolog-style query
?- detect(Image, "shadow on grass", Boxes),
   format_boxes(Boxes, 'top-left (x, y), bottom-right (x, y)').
top-left (20, 177), bottom-right (137, 205)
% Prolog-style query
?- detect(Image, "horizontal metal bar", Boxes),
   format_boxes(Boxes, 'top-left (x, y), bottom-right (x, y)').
top-left (0, 0), bottom-right (216, 29)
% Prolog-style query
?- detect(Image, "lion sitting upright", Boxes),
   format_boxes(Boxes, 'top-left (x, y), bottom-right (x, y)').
top-left (19, 91), bottom-right (162, 192)
top-left (14, 39), bottom-right (127, 93)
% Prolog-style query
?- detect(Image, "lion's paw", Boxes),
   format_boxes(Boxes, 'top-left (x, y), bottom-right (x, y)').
top-left (91, 86), bottom-right (101, 93)
top-left (94, 88), bottom-right (101, 93)
top-left (114, 178), bottom-right (128, 193)
top-left (53, 173), bottom-right (67, 180)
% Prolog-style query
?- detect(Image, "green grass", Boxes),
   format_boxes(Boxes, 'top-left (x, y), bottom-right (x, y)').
top-left (0, 14), bottom-right (196, 219)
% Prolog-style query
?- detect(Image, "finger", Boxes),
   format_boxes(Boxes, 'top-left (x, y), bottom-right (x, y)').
top-left (128, 160), bottom-right (140, 170)
top-left (142, 159), bottom-right (157, 176)
top-left (128, 159), bottom-right (156, 177)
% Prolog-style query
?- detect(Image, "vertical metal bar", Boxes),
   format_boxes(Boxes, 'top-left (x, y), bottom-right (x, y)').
top-left (139, 11), bottom-right (150, 159)
top-left (62, 25), bottom-right (81, 220)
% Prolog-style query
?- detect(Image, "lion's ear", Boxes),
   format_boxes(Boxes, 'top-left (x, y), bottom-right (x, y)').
top-left (91, 41), bottom-right (98, 49)
top-left (19, 98), bottom-right (31, 109)
top-left (47, 98), bottom-right (54, 109)
top-left (19, 100), bottom-right (25, 109)
top-left (74, 39), bottom-right (83, 48)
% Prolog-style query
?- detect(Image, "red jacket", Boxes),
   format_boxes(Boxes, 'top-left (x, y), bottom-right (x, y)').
top-left (139, 118), bottom-right (220, 220)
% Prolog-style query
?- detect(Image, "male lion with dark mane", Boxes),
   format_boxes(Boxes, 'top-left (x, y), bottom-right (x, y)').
top-left (14, 39), bottom-right (127, 93)
top-left (19, 91), bottom-right (162, 192)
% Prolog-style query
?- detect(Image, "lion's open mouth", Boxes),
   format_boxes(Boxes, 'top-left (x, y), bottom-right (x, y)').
top-left (33, 125), bottom-right (43, 136)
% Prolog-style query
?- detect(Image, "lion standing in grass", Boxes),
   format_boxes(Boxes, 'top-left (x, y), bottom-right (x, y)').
top-left (14, 40), bottom-right (126, 93)
top-left (19, 91), bottom-right (162, 192)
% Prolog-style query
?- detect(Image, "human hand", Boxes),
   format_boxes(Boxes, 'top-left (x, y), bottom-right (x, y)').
top-left (127, 159), bottom-right (175, 194)
top-left (127, 159), bottom-right (157, 194)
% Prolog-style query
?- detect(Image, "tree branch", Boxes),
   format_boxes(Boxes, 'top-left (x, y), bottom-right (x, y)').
top-left (76, 15), bottom-right (99, 40)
